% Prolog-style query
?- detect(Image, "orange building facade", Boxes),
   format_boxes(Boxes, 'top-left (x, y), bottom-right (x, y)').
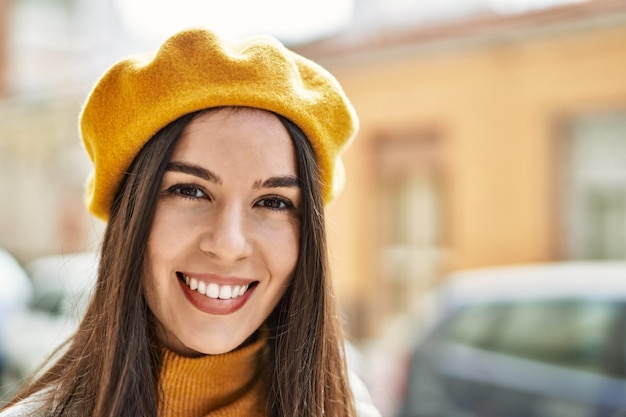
top-left (296, 1), bottom-right (626, 337)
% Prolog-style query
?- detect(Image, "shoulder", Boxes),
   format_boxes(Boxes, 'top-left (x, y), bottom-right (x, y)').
top-left (0, 392), bottom-right (49, 417)
top-left (0, 402), bottom-right (46, 417)
top-left (350, 371), bottom-right (382, 417)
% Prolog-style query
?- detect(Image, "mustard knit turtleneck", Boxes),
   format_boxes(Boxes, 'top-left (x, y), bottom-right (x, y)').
top-left (158, 330), bottom-right (270, 417)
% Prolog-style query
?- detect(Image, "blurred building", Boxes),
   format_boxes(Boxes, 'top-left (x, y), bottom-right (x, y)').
top-left (0, 0), bottom-right (134, 260)
top-left (1, 0), bottom-right (626, 341)
top-left (295, 0), bottom-right (626, 338)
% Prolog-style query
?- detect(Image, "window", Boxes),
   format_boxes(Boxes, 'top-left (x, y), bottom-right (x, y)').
top-left (445, 300), bottom-right (624, 376)
top-left (373, 130), bottom-right (447, 313)
top-left (562, 111), bottom-right (626, 260)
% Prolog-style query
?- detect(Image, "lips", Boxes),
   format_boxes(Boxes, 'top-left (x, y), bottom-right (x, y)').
top-left (175, 271), bottom-right (257, 315)
top-left (180, 272), bottom-right (251, 300)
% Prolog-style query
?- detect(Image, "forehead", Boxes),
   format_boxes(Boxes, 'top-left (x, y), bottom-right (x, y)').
top-left (171, 108), bottom-right (297, 173)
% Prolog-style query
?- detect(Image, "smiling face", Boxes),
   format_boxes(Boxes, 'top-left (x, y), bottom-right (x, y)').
top-left (145, 108), bottom-right (301, 356)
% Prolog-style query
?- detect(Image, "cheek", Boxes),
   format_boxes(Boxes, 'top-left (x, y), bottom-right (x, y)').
top-left (148, 205), bottom-right (197, 258)
top-left (267, 221), bottom-right (300, 285)
top-left (141, 266), bottom-right (159, 313)
top-left (144, 208), bottom-right (187, 298)
top-left (144, 234), bottom-right (167, 309)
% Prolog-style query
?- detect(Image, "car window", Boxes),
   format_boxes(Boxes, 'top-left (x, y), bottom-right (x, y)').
top-left (444, 299), bottom-right (624, 377)
top-left (0, 249), bottom-right (32, 309)
top-left (25, 252), bottom-right (98, 318)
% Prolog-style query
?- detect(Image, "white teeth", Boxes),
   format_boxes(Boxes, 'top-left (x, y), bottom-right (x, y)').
top-left (197, 281), bottom-right (206, 295)
top-left (183, 274), bottom-right (249, 300)
top-left (219, 286), bottom-right (232, 299)
top-left (206, 283), bottom-right (220, 298)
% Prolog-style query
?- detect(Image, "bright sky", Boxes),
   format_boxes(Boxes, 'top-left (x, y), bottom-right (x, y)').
top-left (114, 0), bottom-right (355, 45)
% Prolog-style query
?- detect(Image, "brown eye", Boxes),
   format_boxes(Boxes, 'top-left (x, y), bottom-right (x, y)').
top-left (256, 196), bottom-right (293, 211)
top-left (168, 184), bottom-right (207, 199)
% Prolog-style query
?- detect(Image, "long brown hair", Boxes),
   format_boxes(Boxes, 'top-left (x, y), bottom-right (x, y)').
top-left (3, 108), bottom-right (356, 417)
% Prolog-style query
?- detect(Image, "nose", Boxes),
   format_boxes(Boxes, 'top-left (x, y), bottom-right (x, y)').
top-left (199, 204), bottom-right (252, 263)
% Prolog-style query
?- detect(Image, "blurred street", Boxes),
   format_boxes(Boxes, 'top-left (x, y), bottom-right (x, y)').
top-left (2, 0), bottom-right (626, 415)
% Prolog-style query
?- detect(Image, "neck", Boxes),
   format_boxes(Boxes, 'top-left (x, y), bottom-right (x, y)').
top-left (158, 327), bottom-right (269, 417)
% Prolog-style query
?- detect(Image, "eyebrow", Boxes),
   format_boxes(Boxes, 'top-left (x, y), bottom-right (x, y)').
top-left (166, 161), bottom-right (301, 189)
top-left (254, 176), bottom-right (301, 190)
top-left (166, 161), bottom-right (222, 184)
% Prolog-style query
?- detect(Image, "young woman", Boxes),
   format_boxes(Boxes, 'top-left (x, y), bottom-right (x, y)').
top-left (0, 28), bottom-right (380, 417)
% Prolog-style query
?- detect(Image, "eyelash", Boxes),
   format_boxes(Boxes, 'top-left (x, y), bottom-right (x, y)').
top-left (255, 195), bottom-right (295, 212)
top-left (166, 184), bottom-right (295, 212)
top-left (166, 184), bottom-right (208, 200)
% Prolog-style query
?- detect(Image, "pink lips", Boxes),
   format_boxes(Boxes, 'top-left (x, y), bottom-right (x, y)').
top-left (177, 273), bottom-right (256, 315)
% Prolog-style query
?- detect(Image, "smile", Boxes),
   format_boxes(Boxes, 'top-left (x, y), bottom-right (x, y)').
top-left (178, 272), bottom-right (252, 300)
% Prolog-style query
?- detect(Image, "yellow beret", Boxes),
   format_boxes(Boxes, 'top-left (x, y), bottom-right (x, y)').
top-left (80, 27), bottom-right (358, 221)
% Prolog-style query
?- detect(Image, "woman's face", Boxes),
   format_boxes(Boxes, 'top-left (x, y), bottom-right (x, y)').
top-left (145, 108), bottom-right (301, 356)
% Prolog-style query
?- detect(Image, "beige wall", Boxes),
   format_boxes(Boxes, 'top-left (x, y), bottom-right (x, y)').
top-left (0, 96), bottom-right (103, 262)
top-left (319, 23), bottom-right (626, 336)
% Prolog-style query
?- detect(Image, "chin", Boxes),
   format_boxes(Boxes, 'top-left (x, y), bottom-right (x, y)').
top-left (183, 333), bottom-right (251, 356)
top-left (195, 343), bottom-right (241, 355)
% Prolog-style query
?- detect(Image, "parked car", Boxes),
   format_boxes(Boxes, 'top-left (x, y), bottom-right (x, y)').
top-left (0, 248), bottom-right (32, 400)
top-left (390, 262), bottom-right (626, 417)
top-left (0, 251), bottom-right (98, 400)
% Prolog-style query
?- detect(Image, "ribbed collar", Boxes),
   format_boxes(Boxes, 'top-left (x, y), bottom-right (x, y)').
top-left (158, 328), bottom-right (269, 417)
